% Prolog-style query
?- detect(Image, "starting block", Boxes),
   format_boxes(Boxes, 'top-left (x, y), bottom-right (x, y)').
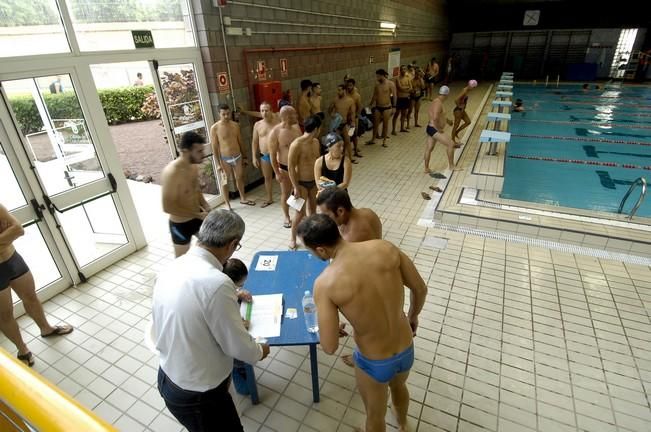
top-left (492, 100), bottom-right (512, 107)
top-left (487, 112), bottom-right (511, 121)
top-left (496, 91), bottom-right (513, 97)
top-left (480, 129), bottom-right (511, 156)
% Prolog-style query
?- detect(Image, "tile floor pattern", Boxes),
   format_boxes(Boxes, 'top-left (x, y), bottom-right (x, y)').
top-left (2, 86), bottom-right (651, 431)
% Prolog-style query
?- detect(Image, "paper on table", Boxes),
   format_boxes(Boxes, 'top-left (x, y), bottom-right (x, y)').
top-left (255, 255), bottom-right (278, 271)
top-left (286, 195), bottom-right (305, 211)
top-left (240, 294), bottom-right (283, 338)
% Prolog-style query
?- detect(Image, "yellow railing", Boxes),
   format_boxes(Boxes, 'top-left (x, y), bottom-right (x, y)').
top-left (0, 347), bottom-right (117, 432)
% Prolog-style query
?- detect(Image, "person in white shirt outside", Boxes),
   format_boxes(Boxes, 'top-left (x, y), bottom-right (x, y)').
top-left (153, 209), bottom-right (270, 432)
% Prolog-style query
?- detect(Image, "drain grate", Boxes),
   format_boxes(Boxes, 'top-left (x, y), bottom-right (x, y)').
top-left (429, 222), bottom-right (651, 266)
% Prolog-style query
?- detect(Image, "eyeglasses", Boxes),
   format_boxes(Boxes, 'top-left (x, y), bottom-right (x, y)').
top-left (235, 242), bottom-right (242, 251)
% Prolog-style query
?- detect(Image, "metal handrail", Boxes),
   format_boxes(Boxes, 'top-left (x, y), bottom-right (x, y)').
top-left (618, 177), bottom-right (647, 219)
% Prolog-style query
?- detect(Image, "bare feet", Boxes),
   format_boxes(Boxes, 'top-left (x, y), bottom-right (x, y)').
top-left (341, 354), bottom-right (355, 368)
top-left (288, 241), bottom-right (297, 251)
top-left (392, 405), bottom-right (409, 432)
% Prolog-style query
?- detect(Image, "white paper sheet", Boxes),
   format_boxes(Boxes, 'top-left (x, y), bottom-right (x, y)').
top-left (286, 195), bottom-right (305, 211)
top-left (255, 255), bottom-right (278, 272)
top-left (240, 294), bottom-right (283, 338)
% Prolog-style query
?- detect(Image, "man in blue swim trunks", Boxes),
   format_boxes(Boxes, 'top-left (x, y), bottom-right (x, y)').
top-left (298, 214), bottom-right (427, 432)
top-left (239, 101), bottom-right (280, 208)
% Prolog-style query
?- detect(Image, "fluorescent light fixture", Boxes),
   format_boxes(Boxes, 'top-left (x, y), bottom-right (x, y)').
top-left (380, 22), bottom-right (397, 30)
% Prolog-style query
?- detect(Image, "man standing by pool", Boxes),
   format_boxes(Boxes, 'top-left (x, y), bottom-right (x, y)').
top-left (210, 104), bottom-right (256, 210)
top-left (329, 84), bottom-right (356, 163)
top-left (297, 214), bottom-right (427, 432)
top-left (367, 69), bottom-right (396, 148)
top-left (424, 86), bottom-right (457, 174)
top-left (392, 65), bottom-right (413, 135)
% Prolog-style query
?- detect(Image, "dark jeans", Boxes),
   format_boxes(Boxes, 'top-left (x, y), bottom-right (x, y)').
top-left (157, 368), bottom-right (243, 432)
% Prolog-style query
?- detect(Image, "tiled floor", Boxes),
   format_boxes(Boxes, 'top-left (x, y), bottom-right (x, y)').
top-left (3, 83), bottom-right (651, 431)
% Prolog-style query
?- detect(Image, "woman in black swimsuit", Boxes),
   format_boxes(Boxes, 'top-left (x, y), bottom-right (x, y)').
top-left (314, 132), bottom-right (352, 193)
top-left (408, 69), bottom-right (426, 128)
top-left (451, 81), bottom-right (476, 144)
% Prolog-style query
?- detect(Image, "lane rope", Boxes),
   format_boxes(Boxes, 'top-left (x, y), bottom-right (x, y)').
top-left (508, 154), bottom-right (651, 170)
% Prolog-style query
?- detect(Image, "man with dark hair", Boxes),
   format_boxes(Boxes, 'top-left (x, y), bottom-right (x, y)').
top-left (345, 78), bottom-right (363, 158)
top-left (392, 65), bottom-right (413, 135)
top-left (161, 131), bottom-right (211, 257)
top-left (329, 84), bottom-right (356, 163)
top-left (425, 57), bottom-right (440, 100)
top-left (310, 82), bottom-right (322, 116)
top-left (316, 188), bottom-right (382, 243)
top-left (367, 69), bottom-right (396, 148)
top-left (210, 104), bottom-right (255, 210)
top-left (297, 214), bottom-right (427, 432)
top-left (287, 115), bottom-right (322, 249)
top-left (154, 209), bottom-right (270, 432)
top-left (298, 79), bottom-right (313, 127)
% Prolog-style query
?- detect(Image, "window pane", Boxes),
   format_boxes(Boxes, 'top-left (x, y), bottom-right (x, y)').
top-left (0, 142), bottom-right (27, 211)
top-left (0, 0), bottom-right (70, 57)
top-left (66, 0), bottom-right (195, 51)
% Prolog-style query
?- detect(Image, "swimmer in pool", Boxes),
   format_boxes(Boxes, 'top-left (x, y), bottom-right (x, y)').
top-left (287, 115), bottom-right (322, 250)
top-left (513, 98), bottom-right (525, 112)
top-left (424, 85), bottom-right (457, 174)
top-left (297, 214), bottom-right (427, 432)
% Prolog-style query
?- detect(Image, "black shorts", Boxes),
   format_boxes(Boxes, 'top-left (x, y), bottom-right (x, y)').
top-left (396, 97), bottom-right (410, 110)
top-left (0, 251), bottom-right (30, 291)
top-left (426, 125), bottom-right (438, 137)
top-left (169, 218), bottom-right (203, 245)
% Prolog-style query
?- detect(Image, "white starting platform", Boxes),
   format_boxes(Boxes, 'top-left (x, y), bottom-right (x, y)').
top-left (487, 112), bottom-right (511, 121)
top-left (497, 84), bottom-right (513, 90)
top-left (492, 100), bottom-right (512, 107)
top-left (480, 130), bottom-right (511, 156)
top-left (501, 72), bottom-right (514, 76)
top-left (496, 91), bottom-right (513, 97)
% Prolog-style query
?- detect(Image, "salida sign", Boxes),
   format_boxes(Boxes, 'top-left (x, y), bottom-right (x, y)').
top-left (132, 30), bottom-right (155, 49)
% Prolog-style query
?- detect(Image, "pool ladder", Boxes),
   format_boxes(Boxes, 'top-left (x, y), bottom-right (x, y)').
top-left (618, 177), bottom-right (647, 219)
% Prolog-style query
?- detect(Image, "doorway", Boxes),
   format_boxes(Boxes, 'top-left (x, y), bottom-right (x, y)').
top-left (89, 60), bottom-right (219, 242)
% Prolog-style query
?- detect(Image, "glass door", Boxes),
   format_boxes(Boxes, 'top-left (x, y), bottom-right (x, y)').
top-left (151, 61), bottom-right (221, 200)
top-left (0, 70), bottom-right (137, 281)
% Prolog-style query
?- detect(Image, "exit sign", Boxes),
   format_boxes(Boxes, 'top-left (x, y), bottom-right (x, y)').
top-left (132, 30), bottom-right (155, 49)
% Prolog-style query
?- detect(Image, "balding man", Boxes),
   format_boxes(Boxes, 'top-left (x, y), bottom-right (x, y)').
top-left (154, 209), bottom-right (270, 432)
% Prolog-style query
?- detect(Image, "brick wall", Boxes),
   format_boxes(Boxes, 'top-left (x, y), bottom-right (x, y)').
top-left (191, 0), bottom-right (449, 186)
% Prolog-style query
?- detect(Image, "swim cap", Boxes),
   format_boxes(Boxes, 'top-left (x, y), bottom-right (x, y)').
top-left (468, 79), bottom-right (478, 88)
top-left (323, 132), bottom-right (343, 148)
top-left (439, 86), bottom-right (450, 95)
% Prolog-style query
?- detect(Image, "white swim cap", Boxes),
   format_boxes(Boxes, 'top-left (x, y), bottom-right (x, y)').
top-left (439, 86), bottom-right (450, 95)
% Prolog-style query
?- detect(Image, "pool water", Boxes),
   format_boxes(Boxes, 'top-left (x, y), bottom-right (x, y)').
top-left (500, 84), bottom-right (651, 217)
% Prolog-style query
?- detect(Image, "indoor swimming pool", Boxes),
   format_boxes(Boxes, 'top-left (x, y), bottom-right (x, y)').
top-left (500, 83), bottom-right (651, 217)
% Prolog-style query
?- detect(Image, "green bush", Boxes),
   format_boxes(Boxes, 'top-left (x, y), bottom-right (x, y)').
top-left (9, 86), bottom-right (157, 135)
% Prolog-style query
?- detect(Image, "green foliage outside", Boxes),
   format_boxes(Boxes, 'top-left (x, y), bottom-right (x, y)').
top-left (10, 86), bottom-right (156, 135)
top-left (0, 0), bottom-right (183, 27)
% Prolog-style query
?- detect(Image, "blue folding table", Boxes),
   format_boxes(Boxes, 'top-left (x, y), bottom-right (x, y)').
top-left (243, 250), bottom-right (328, 404)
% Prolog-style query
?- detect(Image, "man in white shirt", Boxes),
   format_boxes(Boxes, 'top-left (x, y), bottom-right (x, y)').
top-left (153, 209), bottom-right (270, 432)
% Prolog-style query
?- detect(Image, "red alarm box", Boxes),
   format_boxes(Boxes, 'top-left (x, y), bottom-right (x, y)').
top-left (253, 81), bottom-right (282, 112)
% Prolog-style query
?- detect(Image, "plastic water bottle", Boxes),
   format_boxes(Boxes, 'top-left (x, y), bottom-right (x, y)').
top-left (302, 290), bottom-right (319, 333)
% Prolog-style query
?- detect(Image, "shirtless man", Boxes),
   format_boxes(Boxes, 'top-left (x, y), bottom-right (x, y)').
top-left (298, 79), bottom-right (313, 128)
top-left (451, 80), bottom-right (477, 144)
top-left (161, 131), bottom-right (211, 256)
top-left (424, 86), bottom-right (457, 174)
top-left (367, 69), bottom-right (397, 148)
top-left (346, 78), bottom-right (363, 158)
top-left (269, 106), bottom-right (302, 228)
top-left (297, 214), bottom-right (427, 432)
top-left (0, 203), bottom-right (73, 367)
top-left (392, 65), bottom-right (413, 135)
top-left (329, 84), bottom-right (356, 163)
top-left (287, 115), bottom-right (321, 250)
top-left (210, 104), bottom-right (255, 210)
top-left (310, 82), bottom-right (323, 116)
top-left (239, 102), bottom-right (280, 207)
top-left (425, 57), bottom-right (439, 100)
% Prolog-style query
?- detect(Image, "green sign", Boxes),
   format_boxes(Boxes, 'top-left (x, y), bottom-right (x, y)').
top-left (132, 30), bottom-right (155, 49)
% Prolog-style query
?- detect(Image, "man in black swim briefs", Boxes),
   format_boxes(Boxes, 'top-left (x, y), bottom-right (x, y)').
top-left (161, 131), bottom-right (211, 257)
top-left (0, 203), bottom-right (73, 367)
top-left (424, 86), bottom-right (458, 174)
top-left (392, 65), bottom-right (413, 135)
top-left (367, 69), bottom-right (397, 148)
